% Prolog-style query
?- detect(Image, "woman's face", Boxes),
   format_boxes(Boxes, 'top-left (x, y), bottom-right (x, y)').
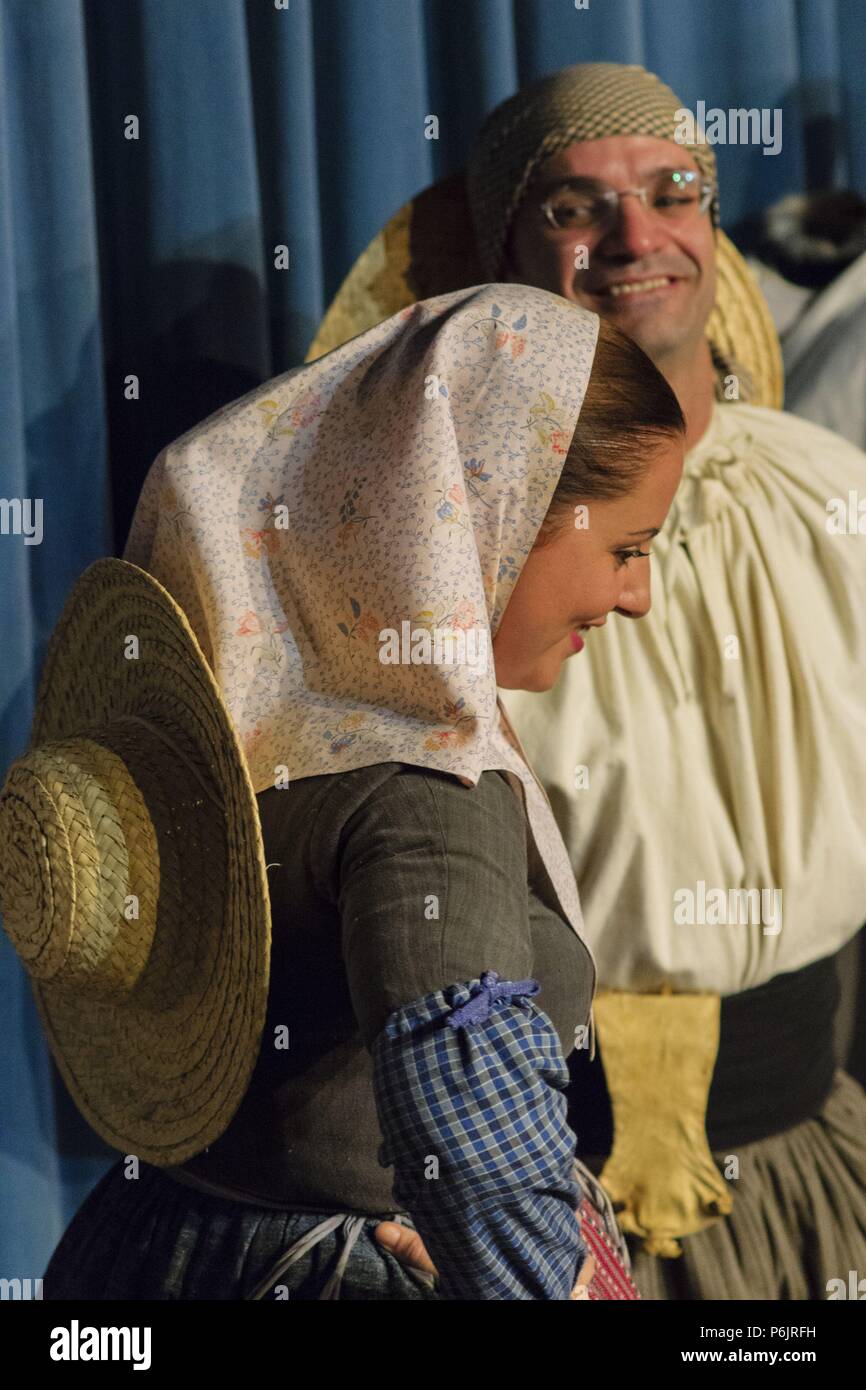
top-left (493, 435), bottom-right (684, 690)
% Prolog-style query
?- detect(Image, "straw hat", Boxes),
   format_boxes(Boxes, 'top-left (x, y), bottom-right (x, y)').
top-left (0, 558), bottom-right (271, 1166)
top-left (305, 170), bottom-right (783, 411)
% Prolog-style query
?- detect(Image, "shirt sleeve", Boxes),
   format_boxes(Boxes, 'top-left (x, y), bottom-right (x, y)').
top-left (371, 970), bottom-right (586, 1301)
top-left (324, 765), bottom-right (586, 1300)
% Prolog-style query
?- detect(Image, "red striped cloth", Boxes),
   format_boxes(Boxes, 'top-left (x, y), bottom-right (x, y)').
top-left (577, 1193), bottom-right (640, 1300)
top-left (572, 1158), bottom-right (640, 1301)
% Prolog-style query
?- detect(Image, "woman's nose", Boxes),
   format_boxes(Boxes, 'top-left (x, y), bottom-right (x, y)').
top-left (615, 558), bottom-right (652, 619)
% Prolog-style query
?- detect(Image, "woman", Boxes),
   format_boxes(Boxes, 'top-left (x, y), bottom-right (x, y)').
top-left (42, 283), bottom-right (684, 1299)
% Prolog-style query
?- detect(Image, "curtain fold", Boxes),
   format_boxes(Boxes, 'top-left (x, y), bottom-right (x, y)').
top-left (0, 0), bottom-right (111, 1281)
top-left (1, 0), bottom-right (864, 1279)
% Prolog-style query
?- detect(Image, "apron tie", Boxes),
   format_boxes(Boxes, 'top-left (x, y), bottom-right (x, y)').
top-left (246, 1213), bottom-right (367, 1301)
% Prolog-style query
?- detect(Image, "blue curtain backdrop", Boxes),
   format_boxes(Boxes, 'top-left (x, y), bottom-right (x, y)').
top-left (1, 0), bottom-right (865, 1280)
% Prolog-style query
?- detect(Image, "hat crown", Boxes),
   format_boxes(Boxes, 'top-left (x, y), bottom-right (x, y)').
top-left (0, 735), bottom-right (159, 998)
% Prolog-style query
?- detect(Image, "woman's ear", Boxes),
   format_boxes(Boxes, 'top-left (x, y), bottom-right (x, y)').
top-left (533, 506), bottom-right (569, 550)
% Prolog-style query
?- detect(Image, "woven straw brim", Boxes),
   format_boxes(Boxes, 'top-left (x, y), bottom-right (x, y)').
top-left (706, 234), bottom-right (783, 406)
top-left (305, 173), bottom-right (783, 410)
top-left (2, 559), bottom-right (271, 1166)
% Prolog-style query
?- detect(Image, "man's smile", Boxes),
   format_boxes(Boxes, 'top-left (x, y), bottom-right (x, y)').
top-left (585, 274), bottom-right (686, 301)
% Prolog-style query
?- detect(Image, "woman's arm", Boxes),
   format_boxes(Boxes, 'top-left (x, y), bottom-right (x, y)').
top-left (372, 970), bottom-right (585, 1300)
top-left (330, 765), bottom-right (587, 1300)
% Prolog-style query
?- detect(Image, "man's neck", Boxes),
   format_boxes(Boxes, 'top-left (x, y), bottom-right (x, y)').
top-left (654, 337), bottom-right (716, 451)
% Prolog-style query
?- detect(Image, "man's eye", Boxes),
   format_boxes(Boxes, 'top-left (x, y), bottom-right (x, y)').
top-left (552, 201), bottom-right (590, 222)
top-left (544, 191), bottom-right (597, 226)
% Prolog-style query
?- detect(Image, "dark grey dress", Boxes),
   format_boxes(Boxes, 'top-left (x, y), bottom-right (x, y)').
top-left (44, 762), bottom-right (594, 1299)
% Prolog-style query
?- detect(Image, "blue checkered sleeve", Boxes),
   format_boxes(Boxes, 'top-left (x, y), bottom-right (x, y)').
top-left (371, 970), bottom-right (586, 1300)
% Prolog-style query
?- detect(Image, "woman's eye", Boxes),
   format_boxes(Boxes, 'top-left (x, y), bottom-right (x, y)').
top-left (614, 548), bottom-right (650, 567)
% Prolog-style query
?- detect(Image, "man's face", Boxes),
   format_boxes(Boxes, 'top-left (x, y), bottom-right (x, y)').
top-left (505, 135), bottom-right (717, 364)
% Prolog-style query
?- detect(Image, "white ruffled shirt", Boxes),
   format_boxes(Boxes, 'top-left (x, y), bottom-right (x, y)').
top-left (502, 402), bottom-right (866, 996)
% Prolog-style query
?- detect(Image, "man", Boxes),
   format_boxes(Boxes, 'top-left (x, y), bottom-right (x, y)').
top-left (311, 64), bottom-right (866, 1300)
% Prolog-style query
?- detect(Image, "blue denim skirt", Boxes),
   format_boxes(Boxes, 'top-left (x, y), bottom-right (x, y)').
top-left (43, 1159), bottom-right (440, 1301)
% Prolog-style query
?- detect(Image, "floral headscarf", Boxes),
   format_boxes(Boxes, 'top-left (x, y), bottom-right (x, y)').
top-left (124, 284), bottom-right (599, 949)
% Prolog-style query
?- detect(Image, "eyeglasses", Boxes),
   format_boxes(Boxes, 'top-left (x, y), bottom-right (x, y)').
top-left (539, 169), bottom-right (714, 232)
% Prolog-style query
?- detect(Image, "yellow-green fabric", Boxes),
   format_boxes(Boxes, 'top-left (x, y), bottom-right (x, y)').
top-left (591, 991), bottom-right (732, 1257)
top-left (501, 403), bottom-right (866, 996)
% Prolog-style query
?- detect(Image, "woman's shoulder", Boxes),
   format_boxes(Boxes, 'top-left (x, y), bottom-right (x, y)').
top-left (311, 761), bottom-right (524, 842)
top-left (258, 759), bottom-right (520, 810)
top-left (260, 762), bottom-right (528, 894)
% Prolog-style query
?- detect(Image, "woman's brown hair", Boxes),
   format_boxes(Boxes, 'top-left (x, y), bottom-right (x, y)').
top-left (539, 317), bottom-right (685, 539)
